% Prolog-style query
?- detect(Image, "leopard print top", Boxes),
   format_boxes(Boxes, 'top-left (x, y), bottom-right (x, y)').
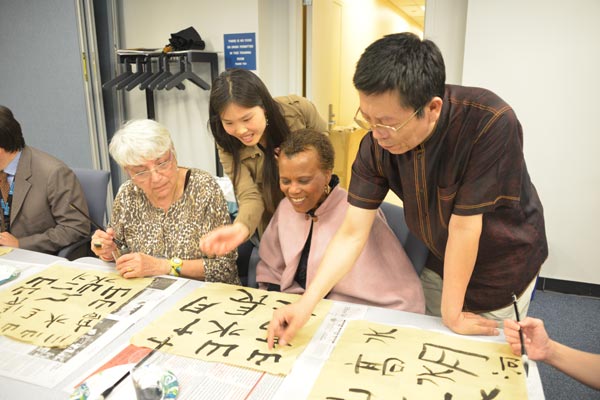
top-left (110, 168), bottom-right (239, 284)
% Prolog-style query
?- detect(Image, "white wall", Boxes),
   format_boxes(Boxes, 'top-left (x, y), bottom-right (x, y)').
top-left (258, 0), bottom-right (299, 96)
top-left (423, 0), bottom-right (468, 85)
top-left (118, 0), bottom-right (300, 175)
top-left (459, 0), bottom-right (600, 284)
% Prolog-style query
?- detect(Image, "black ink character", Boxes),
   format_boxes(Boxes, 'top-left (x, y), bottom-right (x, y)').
top-left (345, 354), bottom-right (405, 376)
top-left (174, 318), bottom-right (202, 337)
top-left (325, 388), bottom-right (375, 400)
top-left (180, 296), bottom-right (219, 314)
top-left (363, 327), bottom-right (398, 344)
top-left (246, 349), bottom-right (282, 366)
top-left (419, 343), bottom-right (489, 377)
top-left (195, 339), bottom-right (238, 357)
top-left (207, 320), bottom-right (244, 337)
top-left (225, 288), bottom-right (268, 316)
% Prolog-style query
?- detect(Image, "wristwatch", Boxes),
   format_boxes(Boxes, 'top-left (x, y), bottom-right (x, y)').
top-left (169, 257), bottom-right (183, 277)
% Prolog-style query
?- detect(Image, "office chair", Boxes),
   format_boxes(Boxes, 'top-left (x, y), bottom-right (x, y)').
top-left (237, 239), bottom-right (259, 288)
top-left (58, 168), bottom-right (111, 260)
top-left (379, 202), bottom-right (429, 276)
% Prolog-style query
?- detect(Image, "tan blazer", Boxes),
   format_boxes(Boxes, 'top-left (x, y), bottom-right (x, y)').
top-left (9, 146), bottom-right (90, 253)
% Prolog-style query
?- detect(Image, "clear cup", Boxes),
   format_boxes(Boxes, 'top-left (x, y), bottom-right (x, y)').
top-left (131, 364), bottom-right (165, 400)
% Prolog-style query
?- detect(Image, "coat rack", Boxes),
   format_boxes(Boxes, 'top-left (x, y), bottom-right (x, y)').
top-left (103, 49), bottom-right (222, 176)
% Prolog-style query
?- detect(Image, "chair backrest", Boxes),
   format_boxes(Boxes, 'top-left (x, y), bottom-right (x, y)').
top-left (379, 202), bottom-right (429, 276)
top-left (72, 168), bottom-right (111, 229)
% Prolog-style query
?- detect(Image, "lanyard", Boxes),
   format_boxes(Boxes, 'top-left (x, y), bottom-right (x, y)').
top-left (1, 180), bottom-right (14, 232)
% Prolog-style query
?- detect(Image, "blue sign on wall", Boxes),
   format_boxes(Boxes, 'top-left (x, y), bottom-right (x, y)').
top-left (224, 32), bottom-right (256, 70)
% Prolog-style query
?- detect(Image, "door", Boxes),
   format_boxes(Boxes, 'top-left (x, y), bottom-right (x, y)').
top-left (305, 0), bottom-right (343, 130)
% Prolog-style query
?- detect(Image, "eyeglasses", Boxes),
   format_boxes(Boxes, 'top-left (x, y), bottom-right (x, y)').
top-left (353, 107), bottom-right (422, 134)
top-left (130, 152), bottom-right (174, 183)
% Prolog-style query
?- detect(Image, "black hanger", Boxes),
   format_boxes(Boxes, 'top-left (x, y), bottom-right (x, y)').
top-left (138, 53), bottom-right (166, 90)
top-left (148, 54), bottom-right (184, 90)
top-left (115, 57), bottom-right (145, 90)
top-left (125, 56), bottom-right (154, 91)
top-left (102, 56), bottom-right (135, 89)
top-left (155, 55), bottom-right (186, 90)
top-left (161, 54), bottom-right (210, 91)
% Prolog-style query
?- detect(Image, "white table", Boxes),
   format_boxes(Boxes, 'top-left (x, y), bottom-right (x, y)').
top-left (0, 246), bottom-right (63, 264)
top-left (0, 249), bottom-right (545, 399)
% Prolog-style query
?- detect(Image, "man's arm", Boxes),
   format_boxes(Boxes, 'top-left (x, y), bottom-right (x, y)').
top-left (441, 213), bottom-right (499, 335)
top-left (18, 166), bottom-right (90, 253)
top-left (267, 205), bottom-right (377, 348)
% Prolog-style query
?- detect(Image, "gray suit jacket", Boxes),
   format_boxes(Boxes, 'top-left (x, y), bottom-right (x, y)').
top-left (8, 146), bottom-right (90, 253)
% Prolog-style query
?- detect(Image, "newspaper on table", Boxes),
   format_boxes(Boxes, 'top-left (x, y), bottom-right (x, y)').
top-left (0, 261), bottom-right (185, 388)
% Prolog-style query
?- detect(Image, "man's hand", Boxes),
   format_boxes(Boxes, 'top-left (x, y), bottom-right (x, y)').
top-left (0, 231), bottom-right (19, 248)
top-left (267, 300), bottom-right (312, 350)
top-left (200, 222), bottom-right (249, 256)
top-left (443, 311), bottom-right (499, 336)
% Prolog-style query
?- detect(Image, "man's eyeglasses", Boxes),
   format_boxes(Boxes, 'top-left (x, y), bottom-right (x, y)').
top-left (353, 107), bottom-right (422, 134)
top-left (130, 153), bottom-right (174, 183)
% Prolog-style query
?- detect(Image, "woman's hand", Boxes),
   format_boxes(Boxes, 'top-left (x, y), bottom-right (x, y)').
top-left (91, 228), bottom-right (118, 261)
top-left (115, 252), bottom-right (169, 278)
top-left (200, 222), bottom-right (249, 256)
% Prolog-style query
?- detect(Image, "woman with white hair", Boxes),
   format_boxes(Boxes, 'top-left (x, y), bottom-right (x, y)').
top-left (91, 119), bottom-right (239, 284)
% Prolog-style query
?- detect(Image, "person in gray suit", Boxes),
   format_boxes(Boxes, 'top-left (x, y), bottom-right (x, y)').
top-left (0, 105), bottom-right (89, 254)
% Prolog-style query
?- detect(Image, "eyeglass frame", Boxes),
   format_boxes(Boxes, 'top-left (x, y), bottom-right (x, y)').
top-left (128, 151), bottom-right (174, 183)
top-left (353, 106), bottom-right (422, 134)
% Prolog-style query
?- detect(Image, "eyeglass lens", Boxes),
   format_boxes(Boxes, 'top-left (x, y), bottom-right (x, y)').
top-left (133, 156), bottom-right (172, 181)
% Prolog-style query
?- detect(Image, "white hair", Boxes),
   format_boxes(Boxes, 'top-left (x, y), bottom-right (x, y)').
top-left (109, 119), bottom-right (175, 166)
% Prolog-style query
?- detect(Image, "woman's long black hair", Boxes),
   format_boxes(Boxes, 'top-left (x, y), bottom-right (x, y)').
top-left (209, 69), bottom-right (290, 214)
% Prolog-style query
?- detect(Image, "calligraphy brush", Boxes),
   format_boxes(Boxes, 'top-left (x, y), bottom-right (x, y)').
top-left (69, 202), bottom-right (128, 249)
top-left (511, 293), bottom-right (529, 376)
top-left (99, 335), bottom-right (172, 399)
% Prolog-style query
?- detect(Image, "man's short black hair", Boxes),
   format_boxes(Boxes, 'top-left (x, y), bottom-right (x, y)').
top-left (0, 106), bottom-right (26, 152)
top-left (353, 32), bottom-right (446, 114)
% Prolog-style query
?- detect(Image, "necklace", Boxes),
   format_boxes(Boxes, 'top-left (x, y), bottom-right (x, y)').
top-left (171, 170), bottom-right (180, 203)
top-left (165, 169), bottom-right (180, 211)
